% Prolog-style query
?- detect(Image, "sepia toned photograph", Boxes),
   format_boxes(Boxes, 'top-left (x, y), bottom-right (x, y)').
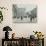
top-left (12, 4), bottom-right (37, 23)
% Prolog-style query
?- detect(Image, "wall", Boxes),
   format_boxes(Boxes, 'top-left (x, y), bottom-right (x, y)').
top-left (0, 0), bottom-right (46, 46)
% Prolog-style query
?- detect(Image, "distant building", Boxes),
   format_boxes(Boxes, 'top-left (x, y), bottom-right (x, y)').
top-left (17, 8), bottom-right (26, 17)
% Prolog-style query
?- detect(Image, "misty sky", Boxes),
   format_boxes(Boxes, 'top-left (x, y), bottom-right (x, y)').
top-left (17, 4), bottom-right (37, 12)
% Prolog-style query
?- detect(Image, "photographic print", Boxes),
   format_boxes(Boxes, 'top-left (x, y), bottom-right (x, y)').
top-left (12, 4), bottom-right (37, 23)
